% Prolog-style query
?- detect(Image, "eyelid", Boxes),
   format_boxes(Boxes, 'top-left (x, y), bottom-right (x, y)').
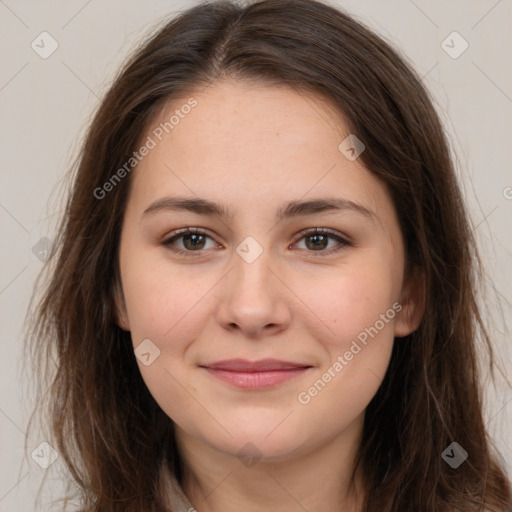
top-left (290, 227), bottom-right (351, 256)
top-left (161, 226), bottom-right (351, 256)
top-left (293, 227), bottom-right (351, 245)
top-left (161, 227), bottom-right (219, 252)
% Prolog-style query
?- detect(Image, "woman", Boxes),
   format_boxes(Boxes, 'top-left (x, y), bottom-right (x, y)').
top-left (26, 0), bottom-right (512, 510)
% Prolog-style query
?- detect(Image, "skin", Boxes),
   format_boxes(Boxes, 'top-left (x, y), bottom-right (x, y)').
top-left (116, 79), bottom-right (424, 512)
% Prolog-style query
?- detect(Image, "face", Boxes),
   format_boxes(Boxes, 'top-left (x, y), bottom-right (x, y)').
top-left (117, 79), bottom-right (423, 462)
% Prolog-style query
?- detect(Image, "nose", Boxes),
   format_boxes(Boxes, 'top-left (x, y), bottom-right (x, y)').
top-left (214, 248), bottom-right (292, 339)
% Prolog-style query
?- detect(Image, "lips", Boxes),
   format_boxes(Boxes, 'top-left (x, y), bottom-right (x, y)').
top-left (199, 359), bottom-right (312, 389)
top-left (202, 358), bottom-right (311, 372)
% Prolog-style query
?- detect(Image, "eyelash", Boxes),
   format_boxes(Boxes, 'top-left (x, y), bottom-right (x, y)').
top-left (161, 227), bottom-right (351, 257)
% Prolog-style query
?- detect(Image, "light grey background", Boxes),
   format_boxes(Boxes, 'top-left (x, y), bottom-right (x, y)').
top-left (1, 0), bottom-right (511, 510)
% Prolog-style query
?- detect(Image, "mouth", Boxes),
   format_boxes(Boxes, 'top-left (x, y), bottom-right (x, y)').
top-left (199, 359), bottom-right (313, 389)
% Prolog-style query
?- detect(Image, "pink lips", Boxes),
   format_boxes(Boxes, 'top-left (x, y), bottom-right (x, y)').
top-left (200, 359), bottom-right (312, 389)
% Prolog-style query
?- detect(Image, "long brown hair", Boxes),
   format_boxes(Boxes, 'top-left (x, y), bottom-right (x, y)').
top-left (25, 0), bottom-right (511, 510)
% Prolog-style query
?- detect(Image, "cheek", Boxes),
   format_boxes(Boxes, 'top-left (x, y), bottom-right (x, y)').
top-left (120, 256), bottom-right (209, 430)
top-left (302, 259), bottom-right (400, 350)
top-left (297, 338), bottom-right (393, 434)
top-left (121, 247), bottom-right (211, 346)
top-left (295, 269), bottom-right (397, 432)
top-left (293, 259), bottom-right (399, 408)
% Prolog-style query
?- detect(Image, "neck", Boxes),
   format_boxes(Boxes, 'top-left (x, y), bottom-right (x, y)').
top-left (174, 415), bottom-right (366, 512)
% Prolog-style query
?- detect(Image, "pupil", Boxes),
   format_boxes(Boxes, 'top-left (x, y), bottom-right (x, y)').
top-left (184, 234), bottom-right (204, 250)
top-left (307, 234), bottom-right (327, 250)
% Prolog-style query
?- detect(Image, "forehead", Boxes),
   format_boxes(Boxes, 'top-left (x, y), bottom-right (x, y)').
top-left (147, 81), bottom-right (346, 165)
top-left (127, 80), bottom-right (395, 230)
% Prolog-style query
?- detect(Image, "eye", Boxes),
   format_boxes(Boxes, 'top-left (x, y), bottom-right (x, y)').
top-left (161, 227), bottom-right (219, 256)
top-left (292, 228), bottom-right (350, 256)
top-left (161, 227), bottom-right (350, 257)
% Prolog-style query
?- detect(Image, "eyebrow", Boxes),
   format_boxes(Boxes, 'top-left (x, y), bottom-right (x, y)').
top-left (142, 195), bottom-right (377, 222)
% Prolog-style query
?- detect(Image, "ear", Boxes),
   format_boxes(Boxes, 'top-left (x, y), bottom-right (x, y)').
top-left (112, 279), bottom-right (130, 331)
top-left (394, 267), bottom-right (426, 338)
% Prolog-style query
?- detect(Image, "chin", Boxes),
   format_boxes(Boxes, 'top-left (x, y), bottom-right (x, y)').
top-left (201, 422), bottom-right (312, 464)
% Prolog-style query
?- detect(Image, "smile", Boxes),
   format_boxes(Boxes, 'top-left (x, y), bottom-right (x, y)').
top-left (199, 359), bottom-right (313, 389)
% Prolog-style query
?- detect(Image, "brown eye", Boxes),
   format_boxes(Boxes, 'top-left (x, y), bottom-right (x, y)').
top-left (293, 228), bottom-right (350, 255)
top-left (162, 228), bottom-right (219, 255)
